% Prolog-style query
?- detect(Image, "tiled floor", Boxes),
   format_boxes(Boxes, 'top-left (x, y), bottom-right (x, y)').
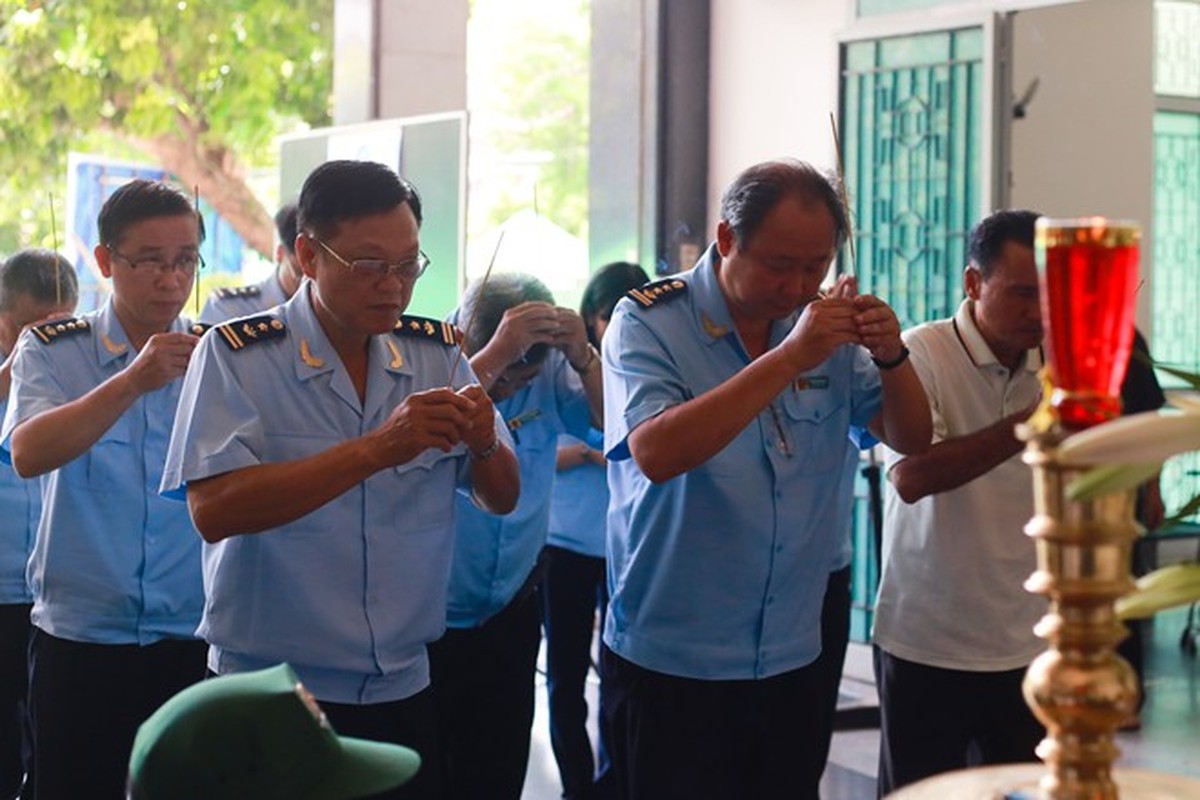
top-left (521, 602), bottom-right (1200, 799)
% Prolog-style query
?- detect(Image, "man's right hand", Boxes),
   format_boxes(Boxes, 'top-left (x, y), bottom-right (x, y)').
top-left (489, 301), bottom-right (562, 366)
top-left (779, 297), bottom-right (862, 374)
top-left (371, 387), bottom-right (476, 467)
top-left (126, 332), bottom-right (199, 393)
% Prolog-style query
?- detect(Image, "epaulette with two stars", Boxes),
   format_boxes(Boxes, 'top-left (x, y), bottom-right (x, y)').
top-left (627, 278), bottom-right (688, 309)
top-left (214, 315), bottom-right (286, 352)
top-left (214, 285), bottom-right (262, 300)
top-left (31, 317), bottom-right (90, 345)
top-left (393, 315), bottom-right (458, 347)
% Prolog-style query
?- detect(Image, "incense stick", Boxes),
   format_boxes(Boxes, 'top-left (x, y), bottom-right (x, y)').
top-left (447, 229), bottom-right (506, 387)
top-left (193, 185), bottom-right (201, 318)
top-left (829, 112), bottom-right (856, 277)
top-left (48, 193), bottom-right (61, 306)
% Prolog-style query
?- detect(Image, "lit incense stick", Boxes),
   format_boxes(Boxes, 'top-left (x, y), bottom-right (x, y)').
top-left (48, 193), bottom-right (61, 306)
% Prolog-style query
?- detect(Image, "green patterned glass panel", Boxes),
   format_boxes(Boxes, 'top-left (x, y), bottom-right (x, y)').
top-left (840, 27), bottom-right (983, 640)
top-left (1155, 1), bottom-right (1200, 97)
top-left (1153, 111), bottom-right (1200, 520)
top-left (841, 27), bottom-right (983, 331)
top-left (858, 0), bottom-right (973, 17)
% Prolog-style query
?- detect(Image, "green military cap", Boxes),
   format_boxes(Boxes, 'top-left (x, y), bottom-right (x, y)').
top-left (127, 663), bottom-right (420, 800)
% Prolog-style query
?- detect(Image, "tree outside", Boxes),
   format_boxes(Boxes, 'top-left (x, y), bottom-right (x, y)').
top-left (0, 0), bottom-right (333, 261)
top-left (467, 0), bottom-right (590, 306)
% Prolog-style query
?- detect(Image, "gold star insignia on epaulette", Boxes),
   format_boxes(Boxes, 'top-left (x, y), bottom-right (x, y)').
top-left (627, 279), bottom-right (687, 309)
top-left (31, 317), bottom-right (90, 345)
top-left (215, 315), bottom-right (286, 351)
top-left (216, 285), bottom-right (263, 300)
top-left (393, 315), bottom-right (457, 346)
top-left (190, 323), bottom-right (212, 337)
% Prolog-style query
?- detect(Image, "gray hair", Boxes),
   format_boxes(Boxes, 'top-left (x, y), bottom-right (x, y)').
top-left (0, 248), bottom-right (79, 312)
top-left (460, 273), bottom-right (554, 359)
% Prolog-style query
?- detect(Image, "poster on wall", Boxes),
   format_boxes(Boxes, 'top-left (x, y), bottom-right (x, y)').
top-left (65, 153), bottom-right (246, 312)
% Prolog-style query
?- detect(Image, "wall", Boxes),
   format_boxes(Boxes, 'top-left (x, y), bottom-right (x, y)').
top-left (707, 0), bottom-right (851, 236)
top-left (1009, 0), bottom-right (1156, 326)
top-left (333, 0), bottom-right (468, 125)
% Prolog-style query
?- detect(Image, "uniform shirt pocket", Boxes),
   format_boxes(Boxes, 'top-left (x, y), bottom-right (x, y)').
top-left (780, 387), bottom-right (848, 475)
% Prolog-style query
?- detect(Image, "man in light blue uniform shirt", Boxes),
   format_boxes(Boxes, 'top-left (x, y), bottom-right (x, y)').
top-left (199, 202), bottom-right (302, 324)
top-left (601, 159), bottom-right (932, 799)
top-left (0, 249), bottom-right (77, 800)
top-left (162, 160), bottom-right (519, 800)
top-left (1, 180), bottom-right (208, 800)
top-left (430, 273), bottom-right (600, 800)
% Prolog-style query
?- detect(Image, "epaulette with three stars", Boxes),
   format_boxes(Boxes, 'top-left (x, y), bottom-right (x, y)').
top-left (214, 285), bottom-right (263, 300)
top-left (31, 317), bottom-right (90, 345)
top-left (393, 315), bottom-right (457, 346)
top-left (627, 278), bottom-right (687, 309)
top-left (214, 315), bottom-right (287, 352)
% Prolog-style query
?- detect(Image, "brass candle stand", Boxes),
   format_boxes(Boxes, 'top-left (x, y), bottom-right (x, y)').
top-left (1019, 421), bottom-right (1140, 800)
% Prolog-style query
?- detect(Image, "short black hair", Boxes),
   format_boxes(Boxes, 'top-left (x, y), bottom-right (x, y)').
top-left (580, 261), bottom-right (649, 347)
top-left (97, 179), bottom-right (203, 248)
top-left (719, 159), bottom-right (848, 251)
top-left (274, 203), bottom-right (299, 255)
top-left (460, 273), bottom-right (554, 363)
top-left (968, 210), bottom-right (1039, 279)
top-left (297, 161), bottom-right (423, 240)
top-left (0, 248), bottom-right (79, 312)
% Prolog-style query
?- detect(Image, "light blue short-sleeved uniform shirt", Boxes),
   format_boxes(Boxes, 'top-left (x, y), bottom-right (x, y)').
top-left (547, 428), bottom-right (607, 559)
top-left (162, 285), bottom-right (511, 704)
top-left (199, 273), bottom-right (290, 324)
top-left (602, 245), bottom-right (882, 681)
top-left (0, 302), bottom-right (204, 644)
top-left (0, 389), bottom-right (41, 605)
top-left (447, 349), bottom-right (591, 628)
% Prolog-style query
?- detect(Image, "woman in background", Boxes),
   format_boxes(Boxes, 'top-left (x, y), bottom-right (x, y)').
top-left (543, 262), bottom-right (648, 800)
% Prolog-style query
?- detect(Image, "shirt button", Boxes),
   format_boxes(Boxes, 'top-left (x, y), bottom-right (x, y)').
top-left (775, 544), bottom-right (783, 553)
top-left (767, 596), bottom-right (775, 605)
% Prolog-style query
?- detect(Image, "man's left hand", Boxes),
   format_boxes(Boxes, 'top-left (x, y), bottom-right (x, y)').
top-left (458, 383), bottom-right (499, 455)
top-left (853, 294), bottom-right (904, 363)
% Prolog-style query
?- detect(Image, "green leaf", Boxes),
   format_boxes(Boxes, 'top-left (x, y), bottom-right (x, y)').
top-left (1066, 462), bottom-right (1162, 502)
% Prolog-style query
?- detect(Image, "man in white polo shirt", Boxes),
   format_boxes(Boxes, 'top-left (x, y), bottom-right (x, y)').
top-left (872, 210), bottom-right (1045, 795)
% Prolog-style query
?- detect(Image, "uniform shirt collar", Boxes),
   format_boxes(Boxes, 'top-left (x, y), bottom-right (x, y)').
top-left (92, 297), bottom-right (189, 366)
top-left (691, 244), bottom-right (738, 346)
top-left (691, 243), bottom-right (801, 354)
top-left (286, 283), bottom-right (413, 382)
top-left (954, 299), bottom-right (1043, 373)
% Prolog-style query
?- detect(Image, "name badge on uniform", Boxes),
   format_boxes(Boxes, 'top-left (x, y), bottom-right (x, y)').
top-left (794, 376), bottom-right (830, 391)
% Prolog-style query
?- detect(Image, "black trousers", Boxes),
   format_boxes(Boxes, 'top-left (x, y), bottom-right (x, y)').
top-left (814, 566), bottom-right (852, 781)
top-left (28, 628), bottom-right (206, 800)
top-left (541, 545), bottom-right (610, 800)
top-left (0, 605), bottom-right (31, 800)
top-left (428, 583), bottom-right (542, 800)
top-left (321, 687), bottom-right (442, 800)
top-left (599, 566), bottom-right (850, 800)
top-left (873, 646), bottom-right (1043, 796)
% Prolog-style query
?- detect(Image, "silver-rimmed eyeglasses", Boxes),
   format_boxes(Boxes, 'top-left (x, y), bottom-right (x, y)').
top-left (312, 237), bottom-right (430, 281)
top-left (109, 248), bottom-right (204, 277)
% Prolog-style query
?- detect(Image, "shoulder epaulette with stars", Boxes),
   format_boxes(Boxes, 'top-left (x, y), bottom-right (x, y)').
top-left (31, 317), bottom-right (90, 345)
top-left (189, 322), bottom-right (212, 337)
top-left (214, 285), bottom-right (263, 301)
top-left (627, 278), bottom-right (688, 309)
top-left (393, 315), bottom-right (457, 347)
top-left (214, 315), bottom-right (287, 352)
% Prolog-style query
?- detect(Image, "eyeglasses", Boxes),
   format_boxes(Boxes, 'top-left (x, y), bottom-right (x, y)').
top-left (109, 248), bottom-right (204, 277)
top-left (312, 237), bottom-right (430, 281)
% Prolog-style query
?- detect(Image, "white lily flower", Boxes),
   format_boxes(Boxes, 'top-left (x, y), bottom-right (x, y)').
top-left (1058, 405), bottom-right (1200, 466)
